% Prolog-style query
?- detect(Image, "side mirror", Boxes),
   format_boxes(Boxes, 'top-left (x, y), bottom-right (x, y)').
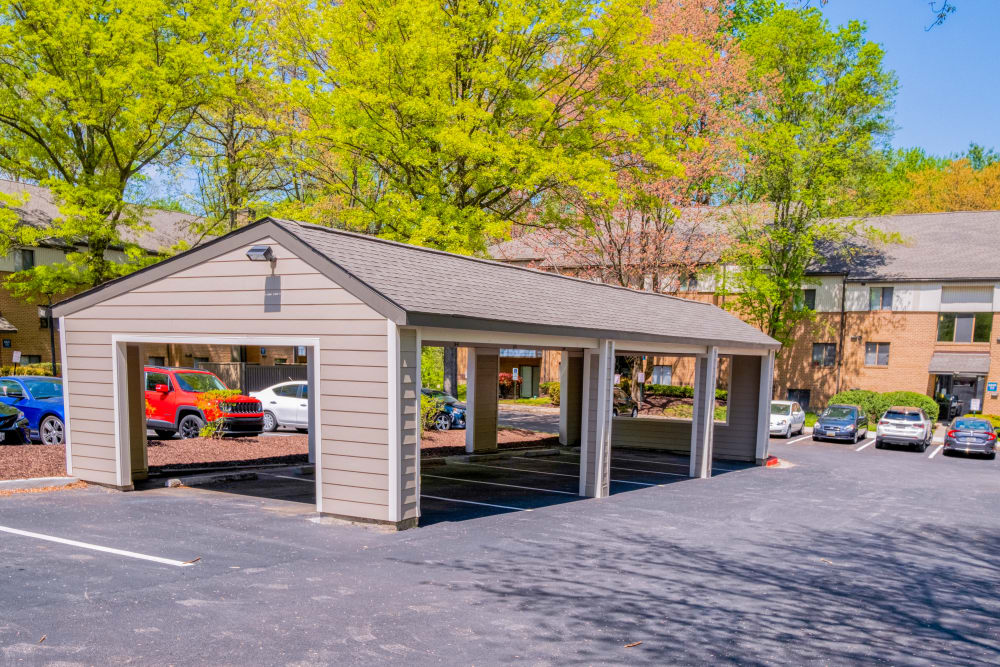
top-left (154, 384), bottom-right (169, 393)
top-left (7, 389), bottom-right (23, 400)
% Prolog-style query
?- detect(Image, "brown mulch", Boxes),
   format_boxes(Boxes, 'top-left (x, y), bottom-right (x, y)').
top-left (147, 434), bottom-right (309, 472)
top-left (0, 481), bottom-right (88, 497)
top-left (637, 396), bottom-right (725, 416)
top-left (420, 427), bottom-right (560, 458)
top-left (0, 445), bottom-right (68, 481)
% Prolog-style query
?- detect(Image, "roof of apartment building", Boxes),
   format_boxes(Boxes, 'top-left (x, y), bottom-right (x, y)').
top-left (493, 208), bottom-right (1000, 282)
top-left (54, 217), bottom-right (780, 349)
top-left (0, 178), bottom-right (204, 254)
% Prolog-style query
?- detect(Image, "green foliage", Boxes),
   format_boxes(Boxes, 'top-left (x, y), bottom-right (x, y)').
top-left (827, 390), bottom-right (885, 424)
top-left (965, 414), bottom-right (1000, 429)
top-left (643, 384), bottom-right (728, 402)
top-left (421, 347), bottom-right (444, 390)
top-left (195, 389), bottom-right (243, 438)
top-left (0, 363), bottom-right (58, 377)
top-left (721, 2), bottom-right (897, 347)
top-left (881, 391), bottom-right (939, 422)
top-left (456, 384), bottom-right (467, 402)
top-left (0, 0), bottom-right (237, 295)
top-left (273, 0), bottom-right (691, 255)
top-left (539, 381), bottom-right (560, 406)
top-left (420, 394), bottom-right (445, 431)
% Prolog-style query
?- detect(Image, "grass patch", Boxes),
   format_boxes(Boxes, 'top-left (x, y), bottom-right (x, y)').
top-left (499, 397), bottom-right (554, 406)
top-left (662, 403), bottom-right (727, 422)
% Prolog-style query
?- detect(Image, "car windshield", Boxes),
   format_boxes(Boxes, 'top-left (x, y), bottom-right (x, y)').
top-left (822, 407), bottom-right (854, 420)
top-left (954, 419), bottom-right (992, 431)
top-left (771, 404), bottom-right (791, 415)
top-left (424, 389), bottom-right (457, 405)
top-left (885, 411), bottom-right (921, 422)
top-left (20, 378), bottom-right (62, 399)
top-left (174, 372), bottom-right (227, 393)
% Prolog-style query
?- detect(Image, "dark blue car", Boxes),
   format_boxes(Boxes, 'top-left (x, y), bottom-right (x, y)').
top-left (421, 388), bottom-right (467, 430)
top-left (0, 376), bottom-right (65, 445)
top-left (812, 403), bottom-right (869, 444)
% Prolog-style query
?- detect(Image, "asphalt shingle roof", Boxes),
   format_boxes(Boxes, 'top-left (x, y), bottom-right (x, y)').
top-left (271, 218), bottom-right (778, 349)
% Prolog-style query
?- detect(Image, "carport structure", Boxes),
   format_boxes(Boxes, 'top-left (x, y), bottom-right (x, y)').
top-left (52, 218), bottom-right (779, 530)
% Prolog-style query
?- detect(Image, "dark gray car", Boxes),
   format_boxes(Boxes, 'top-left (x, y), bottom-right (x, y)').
top-left (943, 417), bottom-right (997, 459)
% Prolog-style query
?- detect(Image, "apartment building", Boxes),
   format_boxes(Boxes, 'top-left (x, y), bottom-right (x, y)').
top-left (489, 210), bottom-right (1000, 415)
top-left (0, 179), bottom-right (301, 370)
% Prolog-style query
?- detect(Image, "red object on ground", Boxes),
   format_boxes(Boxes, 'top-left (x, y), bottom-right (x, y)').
top-left (765, 455), bottom-right (780, 467)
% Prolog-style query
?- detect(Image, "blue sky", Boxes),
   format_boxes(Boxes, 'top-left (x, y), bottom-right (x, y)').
top-left (818, 0), bottom-right (1000, 156)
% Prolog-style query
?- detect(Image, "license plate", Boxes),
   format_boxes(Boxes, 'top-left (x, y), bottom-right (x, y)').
top-left (826, 431), bottom-right (835, 437)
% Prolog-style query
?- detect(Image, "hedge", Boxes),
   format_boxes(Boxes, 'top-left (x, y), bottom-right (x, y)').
top-left (0, 363), bottom-right (59, 377)
top-left (539, 381), bottom-right (560, 406)
top-left (965, 413), bottom-right (1000, 428)
top-left (828, 389), bottom-right (939, 423)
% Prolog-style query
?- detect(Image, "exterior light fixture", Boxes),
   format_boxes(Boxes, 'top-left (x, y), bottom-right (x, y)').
top-left (246, 245), bottom-right (274, 262)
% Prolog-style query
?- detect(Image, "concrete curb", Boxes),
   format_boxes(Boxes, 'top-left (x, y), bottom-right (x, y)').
top-left (0, 476), bottom-right (80, 491)
top-left (443, 448), bottom-right (562, 465)
top-left (497, 403), bottom-right (560, 414)
top-left (165, 471), bottom-right (258, 488)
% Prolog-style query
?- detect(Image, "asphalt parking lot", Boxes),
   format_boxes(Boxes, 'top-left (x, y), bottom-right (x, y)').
top-left (3, 436), bottom-right (1000, 664)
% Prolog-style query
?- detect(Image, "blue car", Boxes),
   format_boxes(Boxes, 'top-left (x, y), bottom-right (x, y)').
top-left (0, 376), bottom-right (65, 445)
top-left (421, 388), bottom-right (467, 430)
top-left (812, 403), bottom-right (869, 444)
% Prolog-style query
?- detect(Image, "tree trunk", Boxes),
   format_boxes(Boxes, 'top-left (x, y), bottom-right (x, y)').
top-left (443, 346), bottom-right (458, 397)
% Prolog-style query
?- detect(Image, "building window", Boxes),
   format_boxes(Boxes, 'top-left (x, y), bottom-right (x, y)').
top-left (274, 358), bottom-right (287, 365)
top-left (937, 312), bottom-right (992, 343)
top-left (39, 316), bottom-right (48, 329)
top-left (13, 248), bottom-right (35, 271)
top-left (21, 354), bottom-right (41, 365)
top-left (802, 288), bottom-right (816, 311)
top-left (864, 342), bottom-right (890, 366)
top-left (811, 343), bottom-right (836, 367)
top-left (192, 357), bottom-right (209, 364)
top-left (148, 356), bottom-right (166, 366)
top-left (869, 286), bottom-right (894, 311)
top-left (650, 365), bottom-right (672, 385)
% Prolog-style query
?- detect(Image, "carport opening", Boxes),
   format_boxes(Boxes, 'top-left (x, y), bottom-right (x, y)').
top-left (115, 340), bottom-right (319, 508)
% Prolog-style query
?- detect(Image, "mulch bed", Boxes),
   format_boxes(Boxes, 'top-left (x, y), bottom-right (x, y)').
top-left (637, 396), bottom-right (725, 416)
top-left (1, 428), bottom-right (559, 481)
top-left (420, 427), bottom-right (560, 458)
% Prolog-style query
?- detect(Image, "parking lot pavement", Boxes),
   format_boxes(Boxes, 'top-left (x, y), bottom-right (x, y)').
top-left (497, 407), bottom-right (559, 433)
top-left (3, 444), bottom-right (1000, 664)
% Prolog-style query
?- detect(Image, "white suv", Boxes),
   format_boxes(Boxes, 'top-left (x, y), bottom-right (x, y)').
top-left (875, 406), bottom-right (932, 452)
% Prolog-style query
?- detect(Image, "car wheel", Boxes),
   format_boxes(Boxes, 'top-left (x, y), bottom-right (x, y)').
top-left (178, 414), bottom-right (205, 439)
top-left (988, 452), bottom-right (997, 460)
top-left (434, 413), bottom-right (451, 431)
top-left (812, 435), bottom-right (819, 442)
top-left (262, 411), bottom-right (278, 432)
top-left (875, 439), bottom-right (883, 449)
top-left (153, 430), bottom-right (175, 440)
top-left (39, 416), bottom-right (64, 445)
top-left (630, 406), bottom-right (638, 418)
top-left (612, 408), bottom-right (619, 417)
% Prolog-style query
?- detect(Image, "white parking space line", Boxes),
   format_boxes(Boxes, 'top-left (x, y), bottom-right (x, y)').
top-left (0, 525), bottom-right (196, 567)
top-left (260, 473), bottom-right (313, 483)
top-left (928, 445), bottom-right (943, 459)
top-left (511, 456), bottom-right (686, 477)
top-left (785, 434), bottom-right (813, 445)
top-left (421, 474), bottom-right (576, 495)
top-left (449, 461), bottom-right (657, 487)
top-left (855, 438), bottom-right (876, 452)
top-left (420, 494), bottom-right (533, 512)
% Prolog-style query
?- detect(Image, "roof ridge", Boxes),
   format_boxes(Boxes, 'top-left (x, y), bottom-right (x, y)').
top-left (269, 217), bottom-right (719, 309)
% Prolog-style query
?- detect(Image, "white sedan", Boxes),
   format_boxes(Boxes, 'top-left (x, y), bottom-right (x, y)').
top-left (770, 400), bottom-right (806, 438)
top-left (251, 381), bottom-right (309, 432)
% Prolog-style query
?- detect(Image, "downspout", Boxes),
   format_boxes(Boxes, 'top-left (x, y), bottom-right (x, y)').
top-left (835, 274), bottom-right (847, 394)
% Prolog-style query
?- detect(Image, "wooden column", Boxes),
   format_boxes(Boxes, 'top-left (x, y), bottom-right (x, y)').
top-left (559, 350), bottom-right (584, 446)
top-left (579, 340), bottom-right (614, 498)
top-left (465, 347), bottom-right (499, 454)
top-left (689, 346), bottom-right (718, 479)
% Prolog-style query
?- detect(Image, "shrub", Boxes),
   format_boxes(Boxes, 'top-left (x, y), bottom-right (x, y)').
top-left (420, 394), bottom-right (444, 430)
top-left (497, 372), bottom-right (522, 399)
top-left (0, 363), bottom-right (59, 376)
top-left (195, 389), bottom-right (242, 438)
top-left (827, 390), bottom-right (886, 424)
top-left (881, 391), bottom-right (939, 422)
top-left (539, 381), bottom-right (560, 406)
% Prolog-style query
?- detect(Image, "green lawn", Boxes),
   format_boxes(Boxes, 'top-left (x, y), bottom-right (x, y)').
top-left (662, 403), bottom-right (728, 422)
top-left (499, 397), bottom-right (554, 406)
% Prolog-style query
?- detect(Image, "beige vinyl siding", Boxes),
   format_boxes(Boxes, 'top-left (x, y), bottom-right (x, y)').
top-left (611, 418), bottom-right (692, 454)
top-left (62, 237), bottom-right (394, 521)
top-left (398, 329), bottom-right (420, 521)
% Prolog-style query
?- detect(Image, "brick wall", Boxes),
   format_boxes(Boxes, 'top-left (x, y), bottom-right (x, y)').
top-left (0, 277), bottom-right (61, 368)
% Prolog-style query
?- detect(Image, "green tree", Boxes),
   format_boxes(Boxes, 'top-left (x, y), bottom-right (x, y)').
top-left (720, 2), bottom-right (897, 345)
top-left (0, 0), bottom-right (229, 297)
top-left (272, 0), bottom-right (686, 254)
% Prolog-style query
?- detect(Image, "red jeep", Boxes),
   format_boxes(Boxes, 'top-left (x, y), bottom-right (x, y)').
top-left (144, 366), bottom-right (264, 439)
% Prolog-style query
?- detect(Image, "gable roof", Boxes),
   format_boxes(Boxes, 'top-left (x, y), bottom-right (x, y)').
top-left (52, 217), bottom-right (779, 350)
top-left (0, 178), bottom-right (204, 253)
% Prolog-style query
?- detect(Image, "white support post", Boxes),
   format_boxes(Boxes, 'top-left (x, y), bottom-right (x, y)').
top-left (387, 320), bottom-right (402, 523)
top-left (579, 339), bottom-right (614, 498)
top-left (559, 350), bottom-right (583, 446)
top-left (689, 346), bottom-right (719, 479)
top-left (755, 349), bottom-right (775, 464)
